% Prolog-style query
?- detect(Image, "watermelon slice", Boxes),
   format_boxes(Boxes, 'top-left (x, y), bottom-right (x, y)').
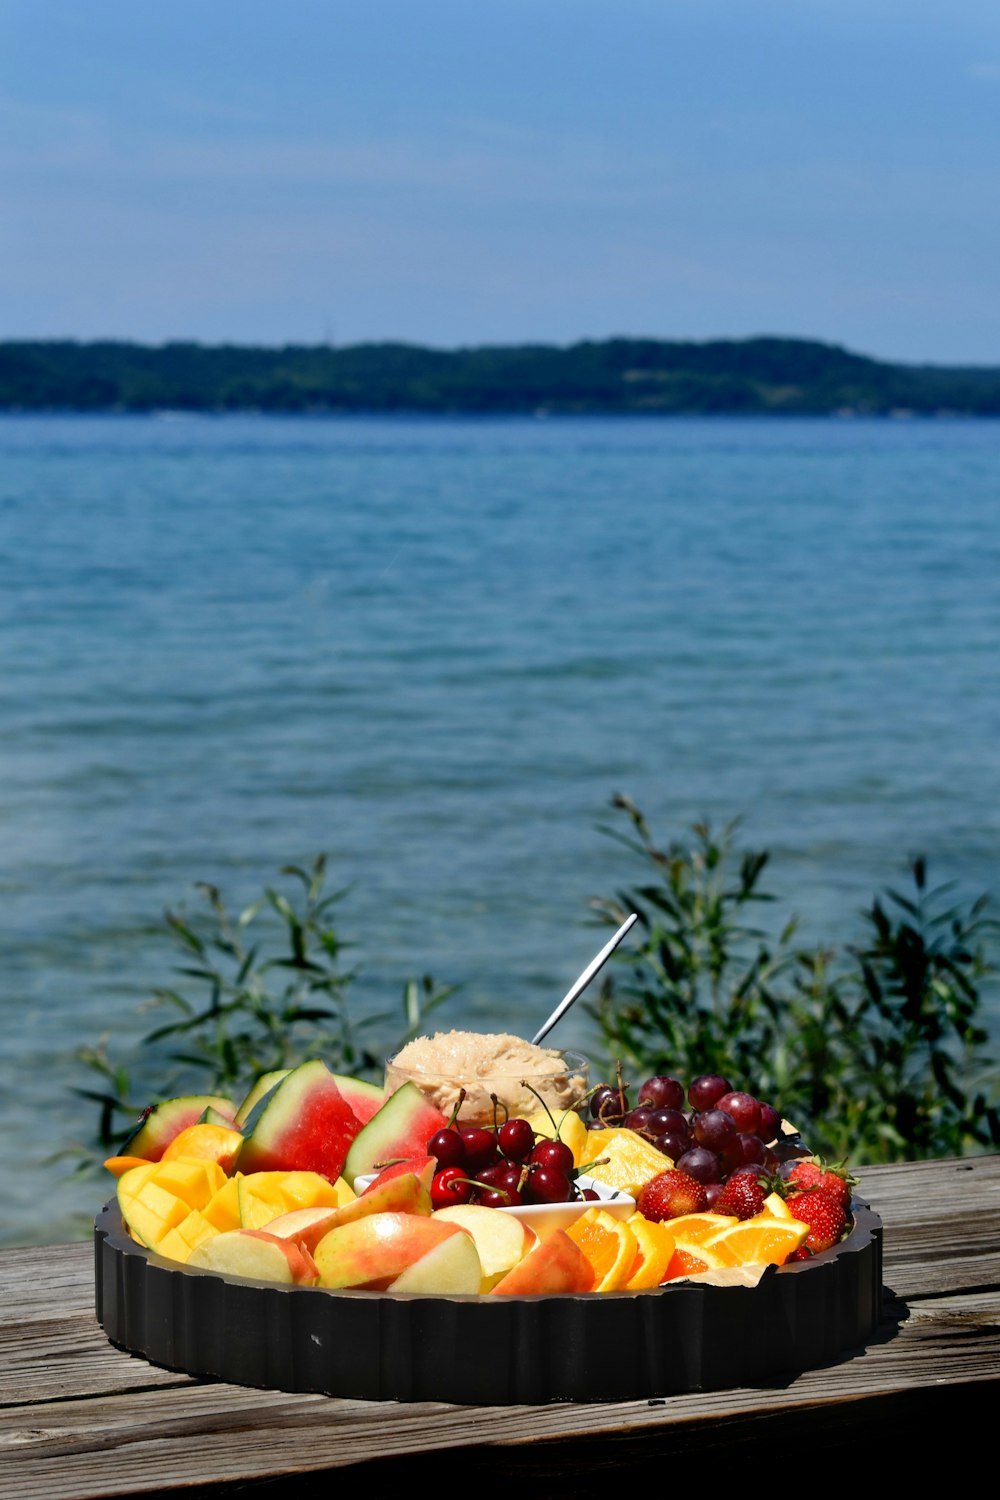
top-left (236, 1059), bottom-right (364, 1181)
top-left (120, 1095), bottom-right (237, 1162)
top-left (330, 1072), bottom-right (385, 1126)
top-left (342, 1083), bottom-right (448, 1188)
top-left (234, 1070), bottom-right (290, 1128)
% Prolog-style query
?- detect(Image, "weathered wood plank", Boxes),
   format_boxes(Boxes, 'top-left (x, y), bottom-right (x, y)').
top-left (1, 1155), bottom-right (997, 1495)
top-left (0, 1287), bottom-right (997, 1498)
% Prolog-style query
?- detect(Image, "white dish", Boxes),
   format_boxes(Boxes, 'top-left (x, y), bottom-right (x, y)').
top-left (352, 1171), bottom-right (635, 1237)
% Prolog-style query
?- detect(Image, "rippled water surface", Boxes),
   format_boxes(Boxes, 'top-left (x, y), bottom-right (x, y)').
top-left (2, 413), bottom-right (998, 1245)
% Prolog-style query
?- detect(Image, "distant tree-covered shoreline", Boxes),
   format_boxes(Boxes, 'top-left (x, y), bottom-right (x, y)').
top-left (3, 334), bottom-right (1000, 415)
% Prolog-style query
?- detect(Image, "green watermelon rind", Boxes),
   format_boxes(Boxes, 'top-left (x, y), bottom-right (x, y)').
top-left (234, 1070), bottom-right (291, 1128)
top-left (121, 1095), bottom-right (237, 1161)
top-left (342, 1083), bottom-right (448, 1188)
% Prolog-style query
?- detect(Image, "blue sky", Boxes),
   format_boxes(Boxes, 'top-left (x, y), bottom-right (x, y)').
top-left (2, 1), bottom-right (998, 362)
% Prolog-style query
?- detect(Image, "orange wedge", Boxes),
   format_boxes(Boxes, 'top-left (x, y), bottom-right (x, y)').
top-left (702, 1215), bottom-right (809, 1269)
top-left (624, 1214), bottom-right (675, 1290)
top-left (662, 1236), bottom-right (730, 1281)
top-left (648, 1211), bottom-right (738, 1244)
top-left (565, 1207), bottom-right (639, 1291)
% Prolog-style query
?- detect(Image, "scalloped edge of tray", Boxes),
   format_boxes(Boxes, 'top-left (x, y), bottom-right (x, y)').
top-left (94, 1196), bottom-right (883, 1405)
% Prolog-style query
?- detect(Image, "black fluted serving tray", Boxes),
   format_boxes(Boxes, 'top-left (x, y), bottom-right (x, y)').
top-left (94, 1196), bottom-right (882, 1405)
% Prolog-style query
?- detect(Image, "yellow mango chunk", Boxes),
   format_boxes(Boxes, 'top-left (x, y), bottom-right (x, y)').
top-left (203, 1175), bottom-right (243, 1232)
top-left (142, 1158), bottom-right (228, 1210)
top-left (161, 1123), bottom-right (244, 1172)
top-left (118, 1181), bottom-right (190, 1248)
top-left (153, 1208), bottom-right (220, 1264)
top-left (238, 1171), bottom-right (355, 1229)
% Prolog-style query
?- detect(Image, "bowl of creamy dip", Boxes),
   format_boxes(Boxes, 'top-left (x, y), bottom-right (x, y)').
top-left (383, 1029), bottom-right (590, 1126)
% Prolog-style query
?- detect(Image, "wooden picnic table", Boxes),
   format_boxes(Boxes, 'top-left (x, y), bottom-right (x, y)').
top-left (3, 1153), bottom-right (999, 1496)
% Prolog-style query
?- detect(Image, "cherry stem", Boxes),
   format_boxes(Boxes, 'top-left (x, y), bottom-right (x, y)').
top-left (522, 1079), bottom-right (560, 1136)
top-left (446, 1088), bottom-right (467, 1130)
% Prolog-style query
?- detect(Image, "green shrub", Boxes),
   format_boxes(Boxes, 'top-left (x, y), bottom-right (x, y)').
top-left (76, 856), bottom-right (455, 1156)
top-left (585, 795), bottom-right (1000, 1164)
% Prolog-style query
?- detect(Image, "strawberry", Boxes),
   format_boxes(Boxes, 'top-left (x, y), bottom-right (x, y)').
top-left (784, 1156), bottom-right (857, 1209)
top-left (787, 1187), bottom-right (848, 1252)
top-left (636, 1168), bottom-right (707, 1222)
top-left (714, 1173), bottom-right (768, 1221)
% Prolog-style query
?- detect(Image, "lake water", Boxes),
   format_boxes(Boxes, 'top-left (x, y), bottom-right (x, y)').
top-left (2, 412), bottom-right (998, 1246)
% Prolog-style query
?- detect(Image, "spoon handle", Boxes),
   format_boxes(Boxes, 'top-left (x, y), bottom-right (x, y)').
top-left (531, 912), bottom-right (639, 1047)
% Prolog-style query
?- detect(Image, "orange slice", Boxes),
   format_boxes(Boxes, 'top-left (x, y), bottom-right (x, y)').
top-left (578, 1129), bottom-right (675, 1197)
top-left (702, 1215), bottom-right (809, 1268)
top-left (565, 1207), bottom-right (639, 1291)
top-left (648, 1211), bottom-right (738, 1243)
top-left (624, 1214), bottom-right (675, 1290)
top-left (662, 1236), bottom-right (730, 1281)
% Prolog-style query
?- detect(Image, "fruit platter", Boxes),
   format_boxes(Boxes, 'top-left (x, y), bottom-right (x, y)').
top-left (94, 1032), bottom-right (883, 1404)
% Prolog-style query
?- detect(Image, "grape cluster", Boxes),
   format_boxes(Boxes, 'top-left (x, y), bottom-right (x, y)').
top-left (427, 1118), bottom-right (596, 1211)
top-left (589, 1070), bottom-right (786, 1207)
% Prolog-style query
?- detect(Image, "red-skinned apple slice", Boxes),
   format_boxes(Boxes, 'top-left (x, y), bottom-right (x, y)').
top-left (388, 1228), bottom-right (482, 1295)
top-left (187, 1228), bottom-right (319, 1285)
top-left (431, 1203), bottom-right (538, 1291)
top-left (313, 1211), bottom-right (464, 1289)
top-left (262, 1169), bottom-right (433, 1253)
top-left (490, 1228), bottom-right (595, 1295)
top-left (360, 1156), bottom-right (436, 1194)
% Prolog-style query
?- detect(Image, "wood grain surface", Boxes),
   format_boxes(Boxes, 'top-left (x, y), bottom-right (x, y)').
top-left (2, 1155), bottom-right (998, 1496)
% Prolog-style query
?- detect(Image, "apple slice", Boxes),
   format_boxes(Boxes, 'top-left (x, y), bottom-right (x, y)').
top-left (262, 1168), bottom-right (433, 1253)
top-left (388, 1229), bottom-right (482, 1295)
top-left (188, 1228), bottom-right (319, 1285)
top-left (490, 1228), bottom-right (595, 1295)
top-left (360, 1155), bottom-right (436, 1195)
top-left (313, 1211), bottom-right (464, 1290)
top-left (431, 1204), bottom-right (538, 1291)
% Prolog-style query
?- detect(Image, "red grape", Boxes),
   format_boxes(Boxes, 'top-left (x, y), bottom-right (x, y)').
top-left (715, 1091), bottom-right (761, 1136)
top-left (687, 1074), bottom-right (732, 1111)
top-left (637, 1075), bottom-right (685, 1110)
top-left (692, 1108), bottom-right (737, 1152)
top-left (675, 1145), bottom-right (723, 1184)
top-left (590, 1084), bottom-right (629, 1125)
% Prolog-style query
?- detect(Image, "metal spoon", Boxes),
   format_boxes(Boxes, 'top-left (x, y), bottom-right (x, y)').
top-left (531, 912), bottom-right (639, 1046)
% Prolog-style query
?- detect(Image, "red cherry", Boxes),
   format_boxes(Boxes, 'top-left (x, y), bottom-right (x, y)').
top-left (528, 1138), bottom-right (574, 1174)
top-left (524, 1165), bottom-right (573, 1204)
top-left (460, 1126), bottom-right (498, 1173)
top-left (497, 1117), bottom-right (535, 1161)
top-left (431, 1166), bottom-right (474, 1209)
top-left (427, 1128), bottom-right (466, 1169)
